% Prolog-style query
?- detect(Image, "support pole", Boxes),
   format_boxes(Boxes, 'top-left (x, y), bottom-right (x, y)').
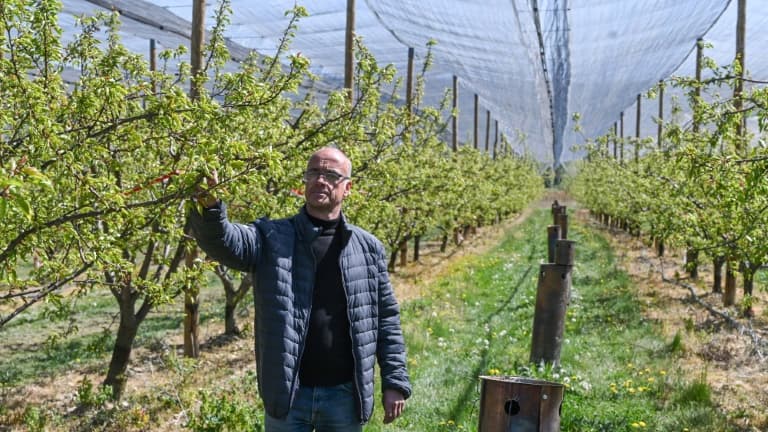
top-left (189, 0), bottom-right (205, 101)
top-left (344, 0), bottom-right (356, 103)
top-left (635, 94), bottom-right (641, 162)
top-left (530, 237), bottom-right (575, 366)
top-left (493, 120), bottom-right (499, 159)
top-left (485, 110), bottom-right (491, 153)
top-left (734, 0), bottom-right (746, 153)
top-left (687, 39), bottom-right (704, 280)
top-left (474, 94), bottom-right (479, 150)
top-left (150, 39), bottom-right (157, 95)
top-left (657, 81), bottom-right (663, 149)
top-left (452, 75), bottom-right (459, 151)
top-left (547, 225), bottom-right (561, 264)
top-left (619, 111), bottom-right (625, 163)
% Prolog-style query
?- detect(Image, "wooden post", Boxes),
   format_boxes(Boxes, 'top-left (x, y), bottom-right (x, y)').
top-left (619, 111), bottom-right (625, 163)
top-left (686, 39), bottom-right (703, 280)
top-left (551, 200), bottom-right (561, 226)
top-left (734, 0), bottom-right (746, 153)
top-left (635, 94), bottom-right (641, 162)
top-left (406, 48), bottom-right (414, 125)
top-left (474, 94), bottom-right (479, 150)
top-left (189, 0), bottom-right (205, 101)
top-left (657, 80), bottom-right (663, 149)
top-left (150, 39), bottom-right (157, 95)
top-left (485, 110), bottom-right (491, 153)
top-left (530, 237), bottom-right (574, 366)
top-left (493, 120), bottom-right (499, 159)
top-left (344, 0), bottom-right (355, 103)
top-left (556, 206), bottom-right (568, 240)
top-left (184, 0), bottom-right (205, 359)
top-left (452, 75), bottom-right (458, 151)
top-left (613, 122), bottom-right (618, 159)
top-left (547, 225), bottom-right (561, 264)
top-left (478, 376), bottom-right (563, 432)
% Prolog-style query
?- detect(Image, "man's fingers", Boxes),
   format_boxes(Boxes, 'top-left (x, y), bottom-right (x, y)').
top-left (207, 169), bottom-right (218, 187)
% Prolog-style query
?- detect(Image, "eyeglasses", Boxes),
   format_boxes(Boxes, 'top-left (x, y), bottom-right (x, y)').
top-left (302, 169), bottom-right (350, 184)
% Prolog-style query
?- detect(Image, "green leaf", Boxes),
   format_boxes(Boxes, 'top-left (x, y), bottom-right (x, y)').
top-left (13, 195), bottom-right (32, 220)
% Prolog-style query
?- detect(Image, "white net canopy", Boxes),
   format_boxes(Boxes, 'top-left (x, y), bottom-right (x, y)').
top-left (58, 0), bottom-right (768, 164)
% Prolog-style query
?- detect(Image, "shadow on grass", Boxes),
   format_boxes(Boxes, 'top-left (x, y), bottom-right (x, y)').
top-left (446, 263), bottom-right (535, 424)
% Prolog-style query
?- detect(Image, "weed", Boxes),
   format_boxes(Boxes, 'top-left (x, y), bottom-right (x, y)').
top-left (668, 331), bottom-right (685, 354)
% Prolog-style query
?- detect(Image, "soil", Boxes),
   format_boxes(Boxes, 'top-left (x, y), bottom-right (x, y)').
top-left (3, 191), bottom-right (766, 430)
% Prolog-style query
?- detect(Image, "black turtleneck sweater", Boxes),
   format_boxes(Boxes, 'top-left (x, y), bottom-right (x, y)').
top-left (299, 213), bottom-right (354, 386)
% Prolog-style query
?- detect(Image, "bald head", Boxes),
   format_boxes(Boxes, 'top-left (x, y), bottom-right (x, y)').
top-left (308, 147), bottom-right (352, 177)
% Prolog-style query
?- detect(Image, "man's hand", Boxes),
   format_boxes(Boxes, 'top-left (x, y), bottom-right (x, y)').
top-left (382, 389), bottom-right (405, 424)
top-left (194, 169), bottom-right (219, 208)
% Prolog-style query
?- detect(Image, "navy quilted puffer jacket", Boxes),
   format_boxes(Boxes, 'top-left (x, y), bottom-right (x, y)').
top-left (190, 203), bottom-right (411, 423)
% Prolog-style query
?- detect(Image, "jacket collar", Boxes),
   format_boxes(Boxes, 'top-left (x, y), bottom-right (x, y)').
top-left (295, 206), bottom-right (350, 242)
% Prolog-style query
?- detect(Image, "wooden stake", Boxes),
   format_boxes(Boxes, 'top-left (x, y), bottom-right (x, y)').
top-left (657, 81), bottom-right (663, 149)
top-left (345, 0), bottom-right (355, 103)
top-left (189, 0), bottom-right (205, 101)
top-left (474, 94), bottom-right (479, 150)
top-left (485, 110), bottom-right (491, 153)
top-left (452, 75), bottom-right (458, 151)
top-left (635, 94), bottom-right (641, 162)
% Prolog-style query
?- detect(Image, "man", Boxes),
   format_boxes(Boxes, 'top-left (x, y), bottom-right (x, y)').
top-left (190, 147), bottom-right (411, 431)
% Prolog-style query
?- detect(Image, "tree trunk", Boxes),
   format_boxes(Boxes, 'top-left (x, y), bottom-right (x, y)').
top-left (713, 256), bottom-right (724, 294)
top-left (413, 236), bottom-right (420, 262)
top-left (225, 272), bottom-right (252, 335)
top-left (184, 247), bottom-right (200, 358)
top-left (184, 290), bottom-right (200, 357)
top-left (388, 248), bottom-right (398, 272)
top-left (103, 295), bottom-right (143, 400)
top-left (723, 259), bottom-right (736, 306)
top-left (686, 248), bottom-right (699, 279)
top-left (399, 239), bottom-right (408, 268)
top-left (440, 234), bottom-right (448, 253)
top-left (742, 262), bottom-right (756, 317)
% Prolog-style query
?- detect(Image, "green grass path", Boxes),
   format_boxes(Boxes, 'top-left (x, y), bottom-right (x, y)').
top-left (369, 208), bottom-right (737, 432)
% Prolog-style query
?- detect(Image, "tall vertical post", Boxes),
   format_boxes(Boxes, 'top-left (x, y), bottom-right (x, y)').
top-left (407, 47), bottom-right (419, 263)
top-left (635, 94), bottom-right (641, 162)
top-left (693, 39), bottom-right (703, 135)
top-left (150, 39), bottom-right (157, 95)
top-left (185, 0), bottom-right (206, 360)
top-left (687, 40), bottom-right (704, 280)
top-left (734, 0), bottom-right (746, 153)
top-left (657, 81), bottom-right (663, 149)
top-left (493, 120), bottom-right (499, 159)
top-left (344, 0), bottom-right (356, 103)
top-left (189, 0), bottom-right (205, 101)
top-left (485, 110), bottom-right (491, 153)
top-left (613, 122), bottom-right (618, 159)
top-left (619, 111), bottom-right (625, 163)
top-left (474, 94), bottom-right (479, 150)
top-left (406, 47), bottom-right (414, 137)
top-left (452, 75), bottom-right (458, 151)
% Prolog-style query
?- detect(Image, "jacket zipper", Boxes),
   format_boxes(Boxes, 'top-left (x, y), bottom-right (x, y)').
top-left (340, 247), bottom-right (365, 422)
top-left (288, 239), bottom-right (316, 413)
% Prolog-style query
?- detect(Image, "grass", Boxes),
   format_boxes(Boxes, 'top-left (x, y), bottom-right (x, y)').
top-left (0, 207), bottom-right (744, 431)
top-left (364, 208), bottom-right (738, 431)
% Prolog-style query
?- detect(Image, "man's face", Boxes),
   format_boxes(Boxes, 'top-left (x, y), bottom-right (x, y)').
top-left (303, 148), bottom-right (351, 218)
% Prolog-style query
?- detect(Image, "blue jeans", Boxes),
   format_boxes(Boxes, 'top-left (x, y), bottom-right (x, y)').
top-left (265, 382), bottom-right (362, 432)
